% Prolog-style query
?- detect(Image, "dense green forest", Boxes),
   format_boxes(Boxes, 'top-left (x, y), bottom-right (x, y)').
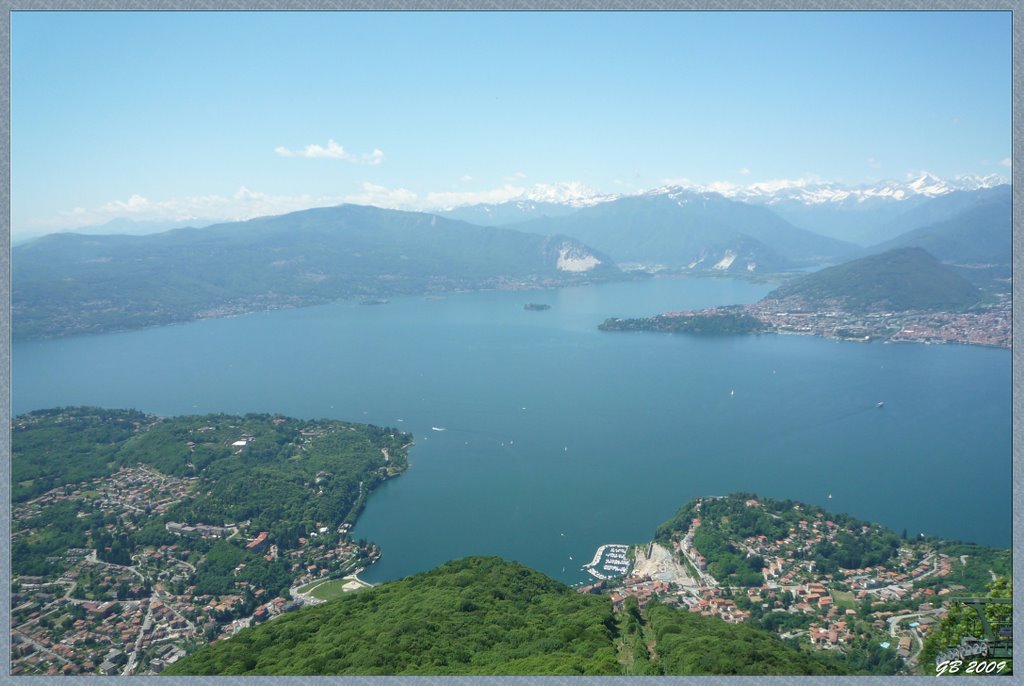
top-left (167, 557), bottom-right (623, 676)
top-left (167, 556), bottom-right (854, 676)
top-left (12, 407), bottom-right (409, 577)
top-left (642, 601), bottom-right (842, 675)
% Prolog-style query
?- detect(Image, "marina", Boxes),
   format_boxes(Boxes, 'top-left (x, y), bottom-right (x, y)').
top-left (582, 543), bottom-right (631, 580)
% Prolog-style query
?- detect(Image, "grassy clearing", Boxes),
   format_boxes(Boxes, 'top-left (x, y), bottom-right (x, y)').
top-left (830, 590), bottom-right (856, 610)
top-left (296, 578), bottom-right (329, 595)
top-left (310, 578), bottom-right (366, 601)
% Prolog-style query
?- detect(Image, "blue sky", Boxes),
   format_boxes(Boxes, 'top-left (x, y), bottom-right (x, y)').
top-left (12, 10), bottom-right (1012, 237)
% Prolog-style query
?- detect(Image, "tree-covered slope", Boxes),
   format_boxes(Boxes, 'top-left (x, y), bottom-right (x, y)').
top-left (12, 407), bottom-right (409, 577)
top-left (13, 204), bottom-right (619, 340)
top-left (166, 556), bottom-right (622, 676)
top-left (765, 247), bottom-right (980, 312)
top-left (644, 602), bottom-right (843, 675)
top-left (167, 554), bottom-right (848, 676)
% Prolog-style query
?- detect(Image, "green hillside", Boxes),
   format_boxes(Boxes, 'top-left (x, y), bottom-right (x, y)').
top-left (167, 555), bottom-right (844, 676)
top-left (643, 602), bottom-right (841, 675)
top-left (12, 408), bottom-right (409, 578)
top-left (166, 556), bottom-right (622, 676)
top-left (13, 204), bottom-right (619, 340)
top-left (766, 247), bottom-right (980, 312)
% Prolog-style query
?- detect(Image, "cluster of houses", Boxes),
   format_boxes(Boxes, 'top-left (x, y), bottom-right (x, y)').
top-left (166, 522), bottom-right (236, 539)
top-left (808, 620), bottom-right (853, 648)
top-left (608, 577), bottom-right (672, 612)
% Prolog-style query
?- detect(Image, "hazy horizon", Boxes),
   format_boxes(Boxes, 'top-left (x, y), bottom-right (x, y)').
top-left (12, 10), bottom-right (1011, 240)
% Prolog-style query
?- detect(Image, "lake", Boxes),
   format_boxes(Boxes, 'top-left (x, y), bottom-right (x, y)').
top-left (12, 276), bottom-right (1011, 585)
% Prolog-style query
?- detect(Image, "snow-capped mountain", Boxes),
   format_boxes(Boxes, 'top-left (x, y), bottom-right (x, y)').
top-left (508, 190), bottom-right (856, 273)
top-left (646, 173), bottom-right (1007, 208)
top-left (434, 182), bottom-right (619, 226)
top-left (637, 174), bottom-right (1009, 246)
top-left (439, 174), bottom-right (1007, 233)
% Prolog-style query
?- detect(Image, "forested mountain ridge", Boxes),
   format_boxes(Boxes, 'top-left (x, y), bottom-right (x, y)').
top-left (12, 204), bottom-right (620, 340)
top-left (165, 555), bottom-right (844, 676)
top-left (765, 247), bottom-right (981, 312)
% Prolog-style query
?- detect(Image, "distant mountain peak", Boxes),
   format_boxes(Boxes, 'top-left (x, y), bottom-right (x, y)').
top-left (647, 174), bottom-right (1007, 208)
top-left (906, 172), bottom-right (949, 196)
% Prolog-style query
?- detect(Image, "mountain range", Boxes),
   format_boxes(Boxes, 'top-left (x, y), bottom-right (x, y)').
top-left (866, 185), bottom-right (1011, 267)
top-left (12, 205), bottom-right (618, 340)
top-left (436, 174), bottom-right (1008, 247)
top-left (508, 190), bottom-right (859, 273)
top-left (14, 175), bottom-right (1010, 340)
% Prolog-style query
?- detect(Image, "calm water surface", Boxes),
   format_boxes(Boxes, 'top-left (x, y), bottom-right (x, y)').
top-left (12, 277), bottom-right (1011, 584)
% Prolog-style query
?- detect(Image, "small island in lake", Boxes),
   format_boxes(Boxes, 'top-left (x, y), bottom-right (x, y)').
top-left (524, 303), bottom-right (551, 311)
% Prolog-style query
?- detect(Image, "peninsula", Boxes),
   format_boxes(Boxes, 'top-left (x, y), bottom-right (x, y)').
top-left (600, 248), bottom-right (1011, 348)
top-left (11, 408), bottom-right (410, 676)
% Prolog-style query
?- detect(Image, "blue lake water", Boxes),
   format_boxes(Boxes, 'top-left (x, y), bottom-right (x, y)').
top-left (12, 276), bottom-right (1011, 585)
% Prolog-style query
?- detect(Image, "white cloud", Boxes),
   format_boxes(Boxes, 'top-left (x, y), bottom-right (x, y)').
top-left (25, 178), bottom-right (608, 236)
top-left (737, 167), bottom-right (751, 175)
top-left (426, 181), bottom-right (600, 210)
top-left (275, 139), bottom-right (385, 164)
top-left (460, 175), bottom-right (474, 182)
top-left (503, 171), bottom-right (528, 181)
top-left (28, 187), bottom-right (351, 234)
top-left (426, 184), bottom-right (527, 209)
top-left (99, 194), bottom-right (152, 213)
top-left (1000, 158), bottom-right (1011, 168)
top-left (343, 183), bottom-right (419, 209)
top-left (867, 157), bottom-right (881, 169)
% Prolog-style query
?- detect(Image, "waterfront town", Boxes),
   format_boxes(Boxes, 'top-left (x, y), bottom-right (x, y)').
top-left (11, 460), bottom-right (381, 675)
top-left (743, 294), bottom-right (1012, 348)
top-left (577, 496), bottom-right (979, 669)
top-left (11, 409), bottom-right (1004, 676)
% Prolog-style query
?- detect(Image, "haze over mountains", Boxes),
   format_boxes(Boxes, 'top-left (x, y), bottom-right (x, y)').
top-left (437, 174), bottom-right (1007, 247)
top-left (13, 174), bottom-right (1010, 341)
top-left (508, 189), bottom-right (858, 273)
top-left (866, 185), bottom-right (1011, 267)
top-left (12, 205), bottom-right (617, 340)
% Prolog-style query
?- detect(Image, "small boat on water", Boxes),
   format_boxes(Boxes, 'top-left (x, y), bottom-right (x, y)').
top-left (432, 426), bottom-right (446, 432)
top-left (876, 401), bottom-right (885, 408)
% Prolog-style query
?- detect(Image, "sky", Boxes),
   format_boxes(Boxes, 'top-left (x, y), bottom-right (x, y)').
top-left (11, 10), bottom-right (1012, 238)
